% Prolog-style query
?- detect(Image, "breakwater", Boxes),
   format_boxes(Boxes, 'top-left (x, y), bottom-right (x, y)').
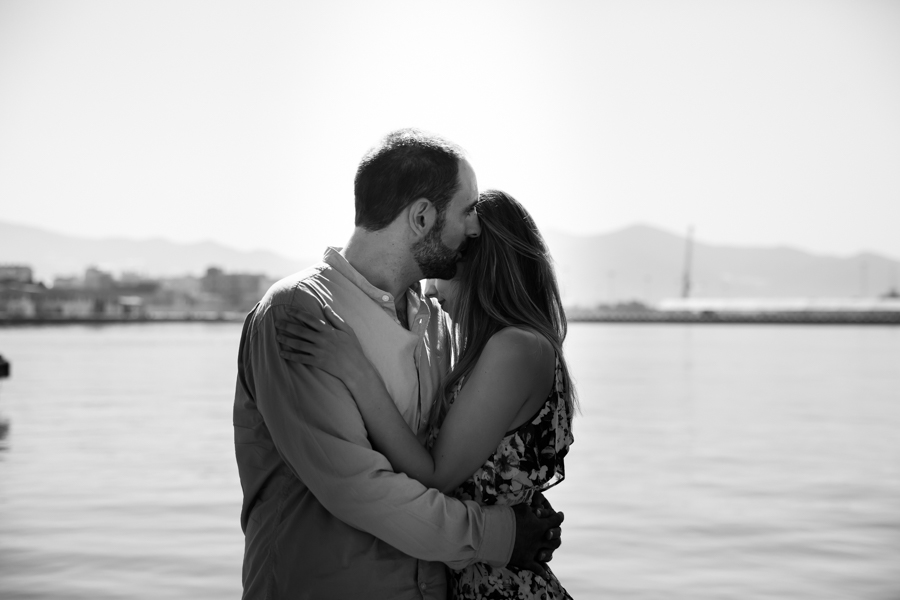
top-left (568, 309), bottom-right (900, 325)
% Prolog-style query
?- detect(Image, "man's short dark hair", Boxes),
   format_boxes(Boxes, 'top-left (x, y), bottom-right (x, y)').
top-left (354, 129), bottom-right (466, 231)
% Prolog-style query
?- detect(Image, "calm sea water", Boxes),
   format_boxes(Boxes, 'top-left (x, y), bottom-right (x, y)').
top-left (0, 323), bottom-right (898, 599)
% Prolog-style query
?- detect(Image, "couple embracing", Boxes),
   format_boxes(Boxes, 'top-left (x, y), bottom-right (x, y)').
top-left (234, 129), bottom-right (577, 599)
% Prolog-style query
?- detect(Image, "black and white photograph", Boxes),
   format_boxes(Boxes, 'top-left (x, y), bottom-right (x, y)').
top-left (1, 1), bottom-right (899, 598)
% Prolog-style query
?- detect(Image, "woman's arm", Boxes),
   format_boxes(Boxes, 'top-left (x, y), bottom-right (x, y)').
top-left (276, 308), bottom-right (553, 494)
top-left (426, 327), bottom-right (554, 492)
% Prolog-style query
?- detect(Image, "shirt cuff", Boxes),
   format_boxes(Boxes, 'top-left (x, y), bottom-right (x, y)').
top-left (476, 505), bottom-right (516, 567)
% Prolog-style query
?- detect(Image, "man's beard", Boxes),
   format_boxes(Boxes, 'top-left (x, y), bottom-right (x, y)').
top-left (412, 214), bottom-right (460, 280)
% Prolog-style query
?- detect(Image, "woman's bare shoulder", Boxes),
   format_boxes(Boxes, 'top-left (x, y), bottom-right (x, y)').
top-left (482, 326), bottom-right (555, 376)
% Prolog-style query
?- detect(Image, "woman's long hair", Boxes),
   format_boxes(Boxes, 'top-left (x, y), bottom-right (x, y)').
top-left (435, 189), bottom-right (577, 426)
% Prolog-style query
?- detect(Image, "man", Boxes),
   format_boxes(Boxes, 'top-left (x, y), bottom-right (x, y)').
top-left (234, 129), bottom-right (562, 599)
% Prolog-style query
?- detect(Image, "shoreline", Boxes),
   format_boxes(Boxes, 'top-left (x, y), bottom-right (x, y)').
top-left (566, 309), bottom-right (900, 325)
top-left (0, 315), bottom-right (246, 326)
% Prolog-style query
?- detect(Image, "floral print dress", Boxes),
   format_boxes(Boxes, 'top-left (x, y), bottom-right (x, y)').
top-left (429, 356), bottom-right (575, 600)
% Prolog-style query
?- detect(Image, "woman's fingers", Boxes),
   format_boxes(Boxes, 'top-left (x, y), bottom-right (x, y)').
top-left (322, 305), bottom-right (347, 330)
top-left (277, 338), bottom-right (324, 365)
top-left (274, 318), bottom-right (323, 340)
top-left (275, 313), bottom-right (327, 338)
top-left (275, 323), bottom-right (322, 346)
top-left (276, 335), bottom-right (318, 353)
top-left (274, 319), bottom-right (303, 337)
top-left (279, 349), bottom-right (311, 364)
top-left (278, 345), bottom-right (316, 363)
top-left (285, 309), bottom-right (329, 331)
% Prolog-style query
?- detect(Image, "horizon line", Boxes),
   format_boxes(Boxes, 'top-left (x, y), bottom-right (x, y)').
top-left (2, 217), bottom-right (898, 263)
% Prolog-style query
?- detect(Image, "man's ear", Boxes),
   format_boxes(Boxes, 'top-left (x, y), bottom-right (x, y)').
top-left (407, 198), bottom-right (436, 238)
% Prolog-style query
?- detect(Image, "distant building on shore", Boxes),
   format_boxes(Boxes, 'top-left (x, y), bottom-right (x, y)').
top-left (0, 265), bottom-right (34, 284)
top-left (201, 267), bottom-right (268, 312)
top-left (0, 264), bottom-right (272, 321)
top-left (84, 266), bottom-right (116, 289)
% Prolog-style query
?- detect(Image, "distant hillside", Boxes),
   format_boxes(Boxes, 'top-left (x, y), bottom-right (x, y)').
top-left (3, 220), bottom-right (898, 305)
top-left (0, 220), bottom-right (316, 280)
top-left (543, 224), bottom-right (900, 306)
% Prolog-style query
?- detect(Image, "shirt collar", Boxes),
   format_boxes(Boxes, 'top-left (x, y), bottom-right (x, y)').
top-left (322, 247), bottom-right (428, 326)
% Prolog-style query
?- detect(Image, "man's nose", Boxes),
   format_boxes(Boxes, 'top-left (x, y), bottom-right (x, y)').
top-left (467, 213), bottom-right (482, 238)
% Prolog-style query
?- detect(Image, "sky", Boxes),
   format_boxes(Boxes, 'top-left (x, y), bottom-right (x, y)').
top-left (1, 0), bottom-right (899, 261)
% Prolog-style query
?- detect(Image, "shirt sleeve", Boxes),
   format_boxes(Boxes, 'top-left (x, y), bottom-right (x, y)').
top-left (248, 299), bottom-right (515, 569)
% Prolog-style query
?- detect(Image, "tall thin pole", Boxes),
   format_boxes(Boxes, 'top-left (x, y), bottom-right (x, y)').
top-left (860, 260), bottom-right (868, 297)
top-left (681, 226), bottom-right (694, 299)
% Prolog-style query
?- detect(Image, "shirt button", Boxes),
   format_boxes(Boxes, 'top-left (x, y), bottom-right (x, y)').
top-left (381, 294), bottom-right (389, 302)
top-left (419, 582), bottom-right (427, 591)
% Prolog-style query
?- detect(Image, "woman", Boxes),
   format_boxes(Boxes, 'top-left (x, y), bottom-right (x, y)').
top-left (277, 190), bottom-right (576, 600)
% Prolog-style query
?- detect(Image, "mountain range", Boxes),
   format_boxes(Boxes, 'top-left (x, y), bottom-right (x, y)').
top-left (2, 220), bottom-right (898, 306)
top-left (542, 226), bottom-right (900, 305)
top-left (0, 220), bottom-right (316, 284)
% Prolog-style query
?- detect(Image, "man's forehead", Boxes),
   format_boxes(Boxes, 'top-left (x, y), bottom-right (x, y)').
top-left (455, 160), bottom-right (478, 205)
top-left (458, 158), bottom-right (476, 186)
